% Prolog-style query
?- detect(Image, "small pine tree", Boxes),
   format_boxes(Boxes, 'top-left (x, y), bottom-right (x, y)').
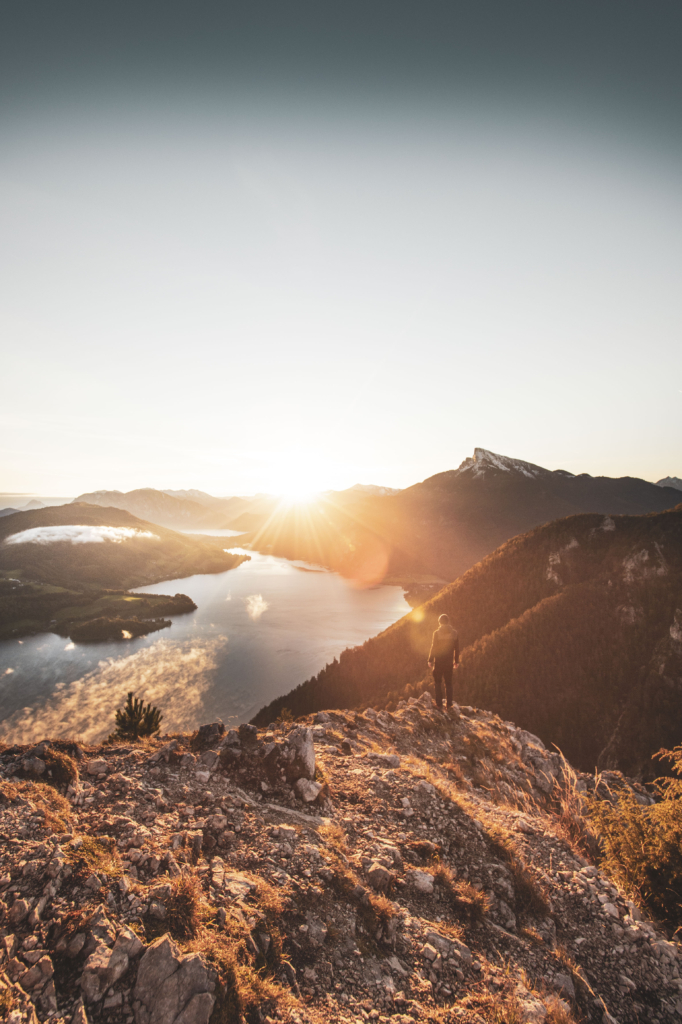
top-left (113, 692), bottom-right (163, 740)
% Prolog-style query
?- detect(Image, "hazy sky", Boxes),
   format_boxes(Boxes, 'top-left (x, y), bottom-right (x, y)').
top-left (2, 1), bottom-right (681, 497)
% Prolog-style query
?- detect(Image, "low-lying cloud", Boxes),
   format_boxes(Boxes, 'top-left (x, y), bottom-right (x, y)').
top-left (4, 525), bottom-right (159, 546)
top-left (245, 593), bottom-right (269, 620)
top-left (0, 637), bottom-right (224, 745)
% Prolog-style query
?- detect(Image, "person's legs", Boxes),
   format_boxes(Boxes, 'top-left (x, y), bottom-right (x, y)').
top-left (443, 663), bottom-right (454, 708)
top-left (433, 664), bottom-right (444, 707)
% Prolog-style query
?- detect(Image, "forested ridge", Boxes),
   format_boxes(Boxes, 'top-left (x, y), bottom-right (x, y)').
top-left (253, 505), bottom-right (682, 779)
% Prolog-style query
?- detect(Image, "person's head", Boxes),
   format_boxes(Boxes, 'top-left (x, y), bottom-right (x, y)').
top-left (438, 613), bottom-right (450, 625)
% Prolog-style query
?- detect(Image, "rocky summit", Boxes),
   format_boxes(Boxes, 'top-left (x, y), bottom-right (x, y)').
top-left (0, 695), bottom-right (678, 1024)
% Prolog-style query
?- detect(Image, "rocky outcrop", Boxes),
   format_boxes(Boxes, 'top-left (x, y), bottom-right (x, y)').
top-left (0, 699), bottom-right (677, 1024)
top-left (133, 936), bottom-right (215, 1024)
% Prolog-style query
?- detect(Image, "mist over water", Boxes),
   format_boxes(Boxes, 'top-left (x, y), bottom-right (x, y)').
top-left (0, 550), bottom-right (409, 743)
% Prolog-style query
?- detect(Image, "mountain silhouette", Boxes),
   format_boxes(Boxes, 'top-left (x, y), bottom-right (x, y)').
top-left (241, 448), bottom-right (682, 586)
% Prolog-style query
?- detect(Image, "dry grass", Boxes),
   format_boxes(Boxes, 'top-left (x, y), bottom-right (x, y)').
top-left (65, 835), bottom-right (122, 880)
top-left (0, 982), bottom-right (15, 1017)
top-left (164, 873), bottom-right (204, 939)
top-left (188, 927), bottom-right (294, 1024)
top-left (0, 777), bottom-right (73, 832)
top-left (431, 861), bottom-right (490, 922)
top-left (551, 750), bottom-right (600, 859)
top-left (544, 995), bottom-right (579, 1024)
top-left (478, 992), bottom-right (527, 1024)
top-left (318, 820), bottom-right (348, 852)
top-left (485, 823), bottom-right (550, 920)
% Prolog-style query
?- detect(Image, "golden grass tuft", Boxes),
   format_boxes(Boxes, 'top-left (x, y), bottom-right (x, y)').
top-left (0, 982), bottom-right (16, 1017)
top-left (551, 751), bottom-right (600, 858)
top-left (431, 861), bottom-right (490, 922)
top-left (164, 873), bottom-right (204, 940)
top-left (66, 835), bottom-right (122, 879)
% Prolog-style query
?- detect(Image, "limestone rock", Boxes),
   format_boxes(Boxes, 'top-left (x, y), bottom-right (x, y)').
top-left (194, 722), bottom-right (225, 749)
top-left (81, 941), bottom-right (130, 1004)
top-left (133, 935), bottom-right (216, 1024)
top-left (408, 870), bottom-right (434, 894)
top-left (71, 999), bottom-right (89, 1024)
top-left (286, 726), bottom-right (316, 780)
top-left (367, 861), bottom-right (393, 892)
top-left (294, 778), bottom-right (322, 802)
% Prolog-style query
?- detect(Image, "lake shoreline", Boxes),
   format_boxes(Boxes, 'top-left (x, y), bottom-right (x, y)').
top-left (0, 549), bottom-right (410, 743)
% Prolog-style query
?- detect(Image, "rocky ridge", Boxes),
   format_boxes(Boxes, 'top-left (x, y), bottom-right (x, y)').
top-left (0, 696), bottom-right (678, 1024)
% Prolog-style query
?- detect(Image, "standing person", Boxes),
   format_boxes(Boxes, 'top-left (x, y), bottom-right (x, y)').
top-left (427, 613), bottom-right (460, 711)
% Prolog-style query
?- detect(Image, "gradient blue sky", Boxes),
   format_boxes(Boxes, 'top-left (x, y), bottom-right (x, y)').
top-left (2, 2), bottom-right (681, 496)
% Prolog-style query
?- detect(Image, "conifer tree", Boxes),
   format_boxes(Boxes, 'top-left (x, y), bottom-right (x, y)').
top-left (113, 691), bottom-right (163, 739)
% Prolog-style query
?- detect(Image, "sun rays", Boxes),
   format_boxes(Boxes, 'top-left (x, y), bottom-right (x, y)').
top-left (245, 490), bottom-right (396, 588)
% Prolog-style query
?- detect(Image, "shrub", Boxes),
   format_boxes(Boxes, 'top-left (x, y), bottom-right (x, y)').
top-left (43, 749), bottom-right (79, 788)
top-left (588, 745), bottom-right (682, 927)
top-left (112, 692), bottom-right (163, 740)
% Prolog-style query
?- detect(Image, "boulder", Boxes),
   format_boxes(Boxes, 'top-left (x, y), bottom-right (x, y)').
top-left (194, 722), bottom-right (225, 749)
top-left (409, 870), bottom-right (435, 894)
top-left (306, 915), bottom-right (328, 947)
top-left (222, 872), bottom-right (255, 900)
top-left (367, 861), bottom-right (394, 892)
top-left (552, 973), bottom-right (576, 1001)
top-left (133, 935), bottom-right (216, 1024)
top-left (81, 941), bottom-right (129, 1004)
top-left (87, 758), bottom-right (108, 776)
top-left (238, 723), bottom-right (258, 746)
top-left (9, 899), bottom-right (30, 926)
top-left (287, 726), bottom-right (316, 780)
top-left (294, 778), bottom-right (322, 803)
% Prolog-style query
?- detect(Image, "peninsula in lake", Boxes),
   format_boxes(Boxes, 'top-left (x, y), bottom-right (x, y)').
top-left (0, 503), bottom-right (248, 640)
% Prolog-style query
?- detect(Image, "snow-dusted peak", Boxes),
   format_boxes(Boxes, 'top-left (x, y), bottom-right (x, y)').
top-left (456, 448), bottom-right (555, 480)
top-left (656, 476), bottom-right (682, 492)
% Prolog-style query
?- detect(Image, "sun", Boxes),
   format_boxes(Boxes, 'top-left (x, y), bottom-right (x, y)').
top-left (277, 484), bottom-right (322, 506)
top-left (267, 456), bottom-right (326, 505)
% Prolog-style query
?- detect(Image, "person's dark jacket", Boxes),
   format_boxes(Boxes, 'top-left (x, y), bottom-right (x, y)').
top-left (428, 623), bottom-right (460, 664)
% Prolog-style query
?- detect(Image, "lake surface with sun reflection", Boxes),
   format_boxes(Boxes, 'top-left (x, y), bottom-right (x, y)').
top-left (0, 548), bottom-right (410, 744)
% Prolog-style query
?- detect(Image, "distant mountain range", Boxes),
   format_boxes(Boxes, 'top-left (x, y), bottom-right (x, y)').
top-left (71, 488), bottom-right (243, 530)
top-left (253, 502), bottom-right (682, 780)
top-left (6, 451), bottom-right (679, 574)
top-left (240, 448), bottom-right (682, 584)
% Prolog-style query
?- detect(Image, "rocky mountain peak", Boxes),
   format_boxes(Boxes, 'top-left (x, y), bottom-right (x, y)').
top-left (455, 449), bottom-right (557, 480)
top-left (0, 696), bottom-right (673, 1024)
top-left (656, 477), bottom-right (682, 492)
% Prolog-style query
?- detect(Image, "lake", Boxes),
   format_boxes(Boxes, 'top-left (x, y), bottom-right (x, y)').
top-left (0, 549), bottom-right (409, 744)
